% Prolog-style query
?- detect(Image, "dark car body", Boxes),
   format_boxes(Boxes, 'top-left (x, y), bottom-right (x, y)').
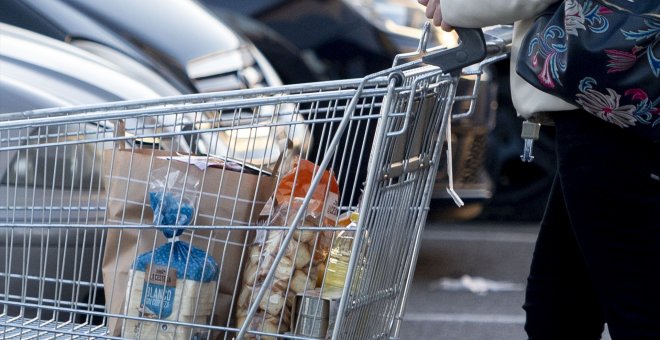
top-left (2, 0), bottom-right (497, 211)
top-left (1, 0), bottom-right (313, 166)
top-left (0, 0), bottom-right (283, 94)
top-left (3, 0), bottom-right (550, 220)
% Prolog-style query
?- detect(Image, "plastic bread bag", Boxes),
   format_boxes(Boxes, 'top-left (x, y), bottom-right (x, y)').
top-left (236, 157), bottom-right (339, 337)
top-left (123, 168), bottom-right (220, 340)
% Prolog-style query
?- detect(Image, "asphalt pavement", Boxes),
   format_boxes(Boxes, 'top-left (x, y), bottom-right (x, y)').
top-left (397, 218), bottom-right (612, 340)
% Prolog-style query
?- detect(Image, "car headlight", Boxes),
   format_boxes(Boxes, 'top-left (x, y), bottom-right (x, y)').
top-left (186, 45), bottom-right (282, 92)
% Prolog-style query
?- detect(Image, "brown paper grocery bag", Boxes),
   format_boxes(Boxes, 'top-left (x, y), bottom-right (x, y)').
top-left (101, 148), bottom-right (277, 336)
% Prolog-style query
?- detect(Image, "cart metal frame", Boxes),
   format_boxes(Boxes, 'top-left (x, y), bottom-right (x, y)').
top-left (1, 23), bottom-right (508, 339)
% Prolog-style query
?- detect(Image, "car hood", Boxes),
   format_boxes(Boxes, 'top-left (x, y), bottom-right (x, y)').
top-left (4, 0), bottom-right (256, 93)
top-left (0, 23), bottom-right (163, 113)
top-left (59, 0), bottom-right (244, 61)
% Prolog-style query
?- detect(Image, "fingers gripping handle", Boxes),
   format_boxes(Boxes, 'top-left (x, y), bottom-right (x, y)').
top-left (422, 28), bottom-right (487, 74)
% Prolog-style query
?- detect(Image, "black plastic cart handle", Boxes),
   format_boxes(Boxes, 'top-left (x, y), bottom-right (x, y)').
top-left (422, 27), bottom-right (487, 74)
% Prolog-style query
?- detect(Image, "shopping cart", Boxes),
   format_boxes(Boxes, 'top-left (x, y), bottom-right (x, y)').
top-left (1, 24), bottom-right (508, 339)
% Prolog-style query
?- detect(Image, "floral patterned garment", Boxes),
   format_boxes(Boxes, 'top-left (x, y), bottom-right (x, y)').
top-left (517, 0), bottom-right (660, 142)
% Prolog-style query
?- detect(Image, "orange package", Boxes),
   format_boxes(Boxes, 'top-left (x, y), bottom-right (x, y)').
top-left (274, 157), bottom-right (340, 226)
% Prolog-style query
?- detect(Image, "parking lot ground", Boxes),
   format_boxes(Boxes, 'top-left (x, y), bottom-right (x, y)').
top-left (398, 220), bottom-right (612, 340)
top-left (398, 221), bottom-right (535, 339)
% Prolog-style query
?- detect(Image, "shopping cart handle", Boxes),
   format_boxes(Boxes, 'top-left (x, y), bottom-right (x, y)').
top-left (422, 27), bottom-right (486, 74)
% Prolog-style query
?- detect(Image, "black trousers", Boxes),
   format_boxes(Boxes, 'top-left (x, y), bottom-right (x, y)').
top-left (523, 111), bottom-right (660, 339)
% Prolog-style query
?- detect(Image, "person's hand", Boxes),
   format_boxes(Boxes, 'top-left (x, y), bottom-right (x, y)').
top-left (418, 0), bottom-right (453, 31)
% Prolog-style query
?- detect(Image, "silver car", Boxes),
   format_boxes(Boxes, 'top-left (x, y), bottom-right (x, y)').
top-left (0, 22), bottom-right (181, 324)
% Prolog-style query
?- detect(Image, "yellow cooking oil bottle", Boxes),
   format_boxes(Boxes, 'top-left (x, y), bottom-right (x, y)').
top-left (323, 211), bottom-right (359, 290)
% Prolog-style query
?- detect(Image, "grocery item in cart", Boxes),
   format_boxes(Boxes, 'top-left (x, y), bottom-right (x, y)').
top-left (102, 148), bottom-right (278, 336)
top-left (323, 211), bottom-right (359, 290)
top-left (292, 288), bottom-right (330, 338)
top-left (123, 169), bottom-right (219, 339)
top-left (236, 157), bottom-right (339, 337)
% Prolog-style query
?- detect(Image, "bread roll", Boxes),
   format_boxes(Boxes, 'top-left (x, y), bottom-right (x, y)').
top-left (274, 256), bottom-right (294, 282)
top-left (284, 240), bottom-right (312, 269)
top-left (290, 270), bottom-right (315, 293)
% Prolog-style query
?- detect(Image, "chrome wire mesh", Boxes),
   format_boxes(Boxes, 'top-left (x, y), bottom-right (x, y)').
top-left (0, 32), bottom-right (490, 338)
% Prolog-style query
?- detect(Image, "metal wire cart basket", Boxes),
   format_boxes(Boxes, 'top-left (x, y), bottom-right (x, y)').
top-left (1, 24), bottom-right (507, 339)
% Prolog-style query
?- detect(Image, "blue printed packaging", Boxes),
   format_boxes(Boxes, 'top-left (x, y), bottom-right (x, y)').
top-left (123, 191), bottom-right (220, 340)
